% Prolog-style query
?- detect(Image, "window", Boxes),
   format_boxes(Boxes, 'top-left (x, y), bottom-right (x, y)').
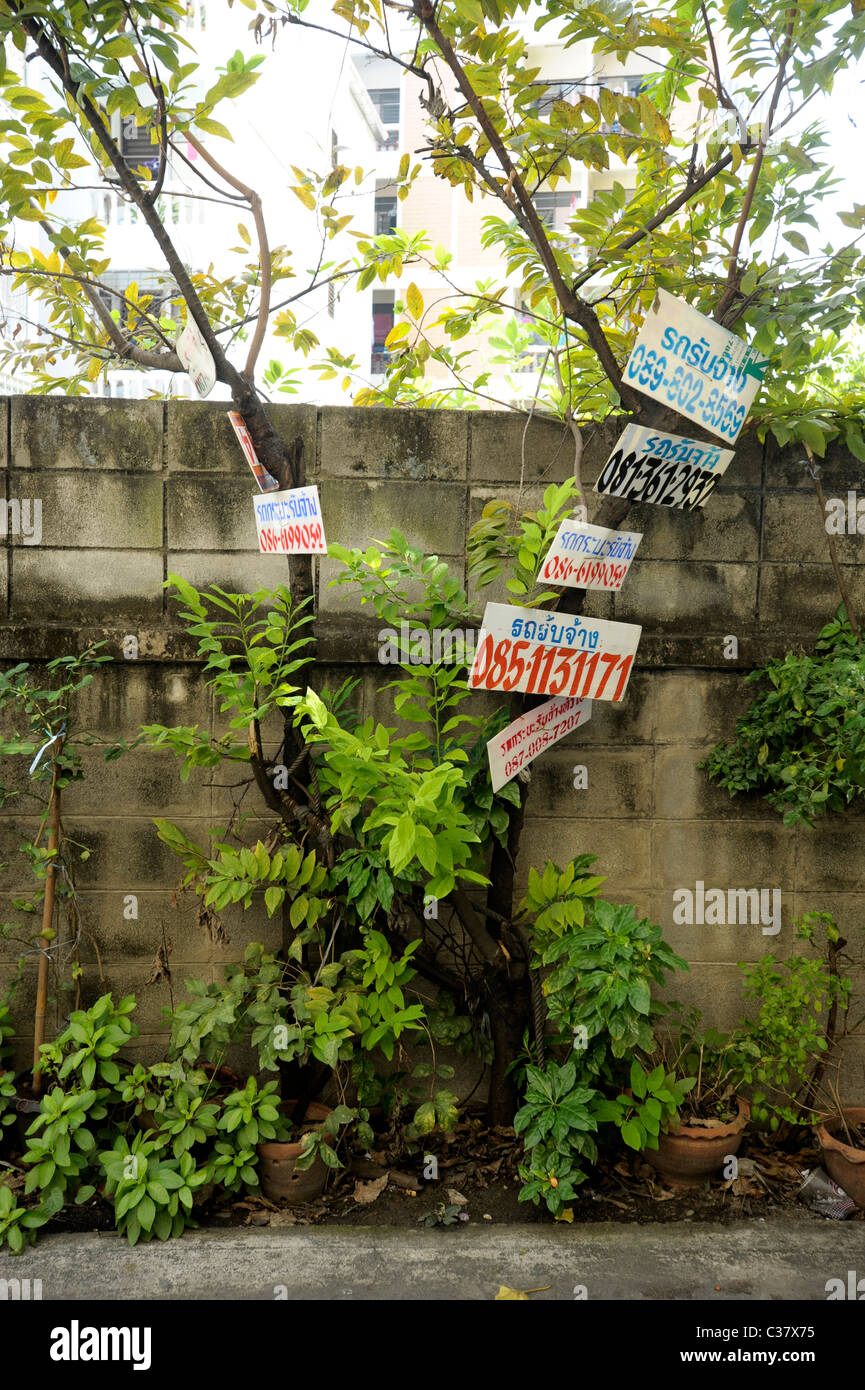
top-left (371, 291), bottom-right (395, 374)
top-left (535, 190), bottom-right (581, 234)
top-left (119, 115), bottom-right (160, 176)
top-left (374, 195), bottom-right (397, 237)
top-left (368, 87), bottom-right (400, 151)
top-left (94, 270), bottom-right (178, 335)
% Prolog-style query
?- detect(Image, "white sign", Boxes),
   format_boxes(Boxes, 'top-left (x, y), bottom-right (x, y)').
top-left (595, 424), bottom-right (736, 510)
top-left (539, 520), bottom-right (642, 591)
top-left (487, 695), bottom-right (591, 793)
top-left (469, 602), bottom-right (641, 704)
top-left (253, 485), bottom-right (327, 555)
top-left (622, 288), bottom-right (768, 444)
top-left (175, 318), bottom-right (216, 398)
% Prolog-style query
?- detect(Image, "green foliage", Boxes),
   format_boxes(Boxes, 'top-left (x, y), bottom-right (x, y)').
top-left (0, 1179), bottom-right (61, 1254)
top-left (514, 855), bottom-right (690, 1212)
top-left (99, 1135), bottom-right (206, 1246)
top-left (702, 610), bottom-right (865, 825)
top-left (38, 993), bottom-right (138, 1090)
top-left (468, 479), bottom-right (584, 604)
top-left (22, 1085), bottom-right (104, 1200)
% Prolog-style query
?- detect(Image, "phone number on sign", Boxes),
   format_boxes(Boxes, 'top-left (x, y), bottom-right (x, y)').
top-left (258, 520), bottom-right (325, 553)
top-left (626, 345), bottom-right (746, 442)
top-left (597, 447), bottom-right (720, 509)
top-left (472, 635), bottom-right (634, 702)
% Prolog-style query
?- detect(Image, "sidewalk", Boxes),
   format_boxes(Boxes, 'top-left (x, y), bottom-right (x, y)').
top-left (2, 1220), bottom-right (861, 1300)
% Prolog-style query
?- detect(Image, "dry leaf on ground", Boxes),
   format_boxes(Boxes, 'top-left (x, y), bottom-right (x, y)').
top-left (353, 1175), bottom-right (388, 1205)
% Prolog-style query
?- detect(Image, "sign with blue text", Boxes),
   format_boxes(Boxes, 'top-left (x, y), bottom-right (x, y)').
top-left (622, 288), bottom-right (768, 444)
top-left (469, 602), bottom-right (641, 704)
top-left (253, 485), bottom-right (327, 555)
top-left (539, 520), bottom-right (642, 591)
top-left (595, 424), bottom-right (736, 510)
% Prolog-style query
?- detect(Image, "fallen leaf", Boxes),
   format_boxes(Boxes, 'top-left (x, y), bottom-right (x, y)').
top-left (353, 1175), bottom-right (388, 1205)
top-left (495, 1284), bottom-right (551, 1300)
top-left (554, 1208), bottom-right (574, 1223)
top-left (447, 1188), bottom-right (468, 1206)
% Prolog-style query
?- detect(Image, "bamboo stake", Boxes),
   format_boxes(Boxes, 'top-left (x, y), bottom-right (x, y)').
top-left (32, 761), bottom-right (61, 1095)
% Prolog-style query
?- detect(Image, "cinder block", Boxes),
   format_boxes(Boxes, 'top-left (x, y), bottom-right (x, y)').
top-left (653, 885), bottom-right (795, 963)
top-left (317, 478), bottom-right (468, 556)
top-left (167, 476), bottom-right (261, 551)
top-left (627, 491), bottom-right (760, 564)
top-left (62, 750), bottom-right (209, 817)
top-left (574, 669), bottom-right (656, 745)
top-left (166, 400), bottom-right (316, 475)
top-left (654, 745), bottom-right (774, 820)
top-left (320, 406), bottom-right (467, 481)
top-left (468, 410), bottom-right (578, 484)
top-left (758, 562), bottom-right (865, 635)
top-left (11, 397), bottom-right (163, 471)
top-left (61, 817), bottom-right (215, 891)
top-left (655, 962), bottom-right (755, 1030)
top-left (526, 746), bottom-right (653, 818)
top-left (62, 890), bottom-right (213, 964)
top-left (7, 472), bottom-right (162, 549)
top-left (652, 820), bottom-right (797, 889)
top-left (614, 560), bottom-right (758, 631)
top-left (168, 550), bottom-right (301, 597)
top-left (762, 490), bottom-right (860, 565)
top-left (795, 822), bottom-right (865, 893)
top-left (11, 549), bottom-right (163, 621)
top-left (70, 663), bottom-right (211, 742)
top-left (651, 670), bottom-right (754, 744)
top-left (766, 436), bottom-right (862, 491)
top-left (518, 818), bottom-right (651, 888)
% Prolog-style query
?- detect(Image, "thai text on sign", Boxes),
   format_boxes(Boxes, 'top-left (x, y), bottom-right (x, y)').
top-left (487, 695), bottom-right (591, 793)
top-left (469, 602), bottom-right (641, 704)
top-left (253, 485), bottom-right (327, 555)
top-left (595, 424), bottom-right (735, 510)
top-left (539, 520), bottom-right (642, 591)
top-left (623, 288), bottom-right (768, 444)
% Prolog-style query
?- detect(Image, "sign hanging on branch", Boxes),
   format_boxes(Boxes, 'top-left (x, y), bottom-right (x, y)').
top-left (595, 424), bottom-right (735, 510)
top-left (487, 695), bottom-right (592, 793)
top-left (539, 520), bottom-right (642, 591)
top-left (253, 485), bottom-right (327, 555)
top-left (175, 317), bottom-right (216, 398)
top-left (228, 411), bottom-right (281, 492)
top-left (469, 602), bottom-right (641, 704)
top-left (622, 289), bottom-right (768, 444)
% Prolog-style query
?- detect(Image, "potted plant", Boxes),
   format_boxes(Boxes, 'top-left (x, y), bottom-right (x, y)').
top-left (814, 1091), bottom-right (865, 1209)
top-left (624, 1014), bottom-right (750, 1188)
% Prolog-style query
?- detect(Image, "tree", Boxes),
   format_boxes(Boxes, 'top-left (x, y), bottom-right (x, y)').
top-left (1, 0), bottom-right (864, 1121)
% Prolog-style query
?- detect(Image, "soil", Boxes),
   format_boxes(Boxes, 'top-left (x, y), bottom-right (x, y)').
top-left (5, 1110), bottom-right (861, 1238)
top-left (827, 1120), bottom-right (865, 1149)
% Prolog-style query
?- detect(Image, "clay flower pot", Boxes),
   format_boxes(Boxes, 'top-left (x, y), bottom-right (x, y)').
top-left (643, 1096), bottom-right (750, 1189)
top-left (815, 1107), bottom-right (865, 1209)
top-left (258, 1100), bottom-right (333, 1205)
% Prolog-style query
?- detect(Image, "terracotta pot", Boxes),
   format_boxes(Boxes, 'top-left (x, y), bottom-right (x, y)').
top-left (257, 1100), bottom-right (333, 1205)
top-left (643, 1096), bottom-right (750, 1189)
top-left (815, 1107), bottom-right (865, 1209)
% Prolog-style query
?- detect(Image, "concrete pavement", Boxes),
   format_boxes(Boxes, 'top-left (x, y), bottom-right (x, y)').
top-left (2, 1220), bottom-right (863, 1300)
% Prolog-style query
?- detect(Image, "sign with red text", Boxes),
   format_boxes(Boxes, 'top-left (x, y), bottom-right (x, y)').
top-left (540, 520), bottom-right (642, 591)
top-left (487, 695), bottom-right (591, 793)
top-left (622, 289), bottom-right (768, 444)
top-left (469, 602), bottom-right (641, 704)
top-left (253, 485), bottom-right (327, 555)
top-left (228, 412), bottom-right (280, 492)
top-left (595, 423), bottom-right (736, 510)
top-left (175, 318), bottom-right (216, 398)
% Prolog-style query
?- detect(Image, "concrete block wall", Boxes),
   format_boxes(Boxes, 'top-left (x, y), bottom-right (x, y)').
top-left (2, 396), bottom-right (864, 1093)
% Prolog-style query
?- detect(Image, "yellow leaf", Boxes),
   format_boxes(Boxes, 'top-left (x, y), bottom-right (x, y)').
top-left (494, 1285), bottom-right (551, 1300)
top-left (554, 1208), bottom-right (574, 1223)
top-left (385, 321), bottom-right (410, 348)
top-left (406, 282), bottom-right (423, 320)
